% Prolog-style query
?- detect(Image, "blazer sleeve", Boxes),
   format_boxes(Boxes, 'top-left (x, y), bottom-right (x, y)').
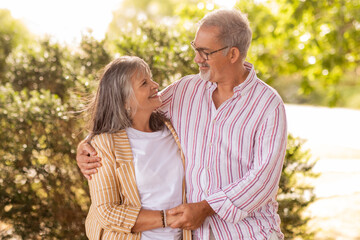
top-left (89, 133), bottom-right (141, 233)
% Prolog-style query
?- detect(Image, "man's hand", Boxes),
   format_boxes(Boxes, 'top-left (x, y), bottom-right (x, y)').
top-left (76, 140), bottom-right (101, 180)
top-left (167, 200), bottom-right (215, 230)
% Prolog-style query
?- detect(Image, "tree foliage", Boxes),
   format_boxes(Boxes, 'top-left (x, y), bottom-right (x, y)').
top-left (0, 9), bottom-right (30, 79)
top-left (0, 30), bottom-right (110, 240)
top-left (237, 0), bottom-right (360, 107)
top-left (0, 84), bottom-right (88, 239)
top-left (278, 134), bottom-right (318, 239)
top-left (4, 40), bottom-right (73, 100)
top-left (109, 21), bottom-right (196, 88)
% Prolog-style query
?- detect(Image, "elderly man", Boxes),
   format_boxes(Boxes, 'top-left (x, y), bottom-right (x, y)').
top-left (77, 9), bottom-right (287, 240)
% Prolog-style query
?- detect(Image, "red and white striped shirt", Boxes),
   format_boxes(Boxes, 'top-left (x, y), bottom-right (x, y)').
top-left (160, 62), bottom-right (287, 240)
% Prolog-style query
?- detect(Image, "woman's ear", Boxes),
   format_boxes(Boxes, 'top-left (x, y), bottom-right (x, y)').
top-left (229, 47), bottom-right (241, 63)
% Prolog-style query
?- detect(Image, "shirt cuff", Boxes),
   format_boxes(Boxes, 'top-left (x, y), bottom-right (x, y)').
top-left (205, 190), bottom-right (248, 224)
top-left (114, 205), bottom-right (142, 233)
top-left (97, 204), bottom-right (141, 234)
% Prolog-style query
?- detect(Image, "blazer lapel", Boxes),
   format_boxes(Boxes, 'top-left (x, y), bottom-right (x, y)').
top-left (113, 130), bottom-right (141, 207)
top-left (164, 121), bottom-right (188, 204)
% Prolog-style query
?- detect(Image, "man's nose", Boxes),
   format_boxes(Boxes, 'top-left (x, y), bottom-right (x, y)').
top-left (194, 51), bottom-right (205, 64)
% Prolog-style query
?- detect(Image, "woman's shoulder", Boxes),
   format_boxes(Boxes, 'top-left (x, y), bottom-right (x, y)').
top-left (90, 130), bottom-right (127, 150)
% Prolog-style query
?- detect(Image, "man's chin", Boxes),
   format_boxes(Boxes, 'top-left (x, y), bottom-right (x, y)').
top-left (200, 71), bottom-right (211, 81)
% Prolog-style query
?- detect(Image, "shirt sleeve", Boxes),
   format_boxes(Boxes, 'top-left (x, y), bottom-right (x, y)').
top-left (205, 103), bottom-right (287, 224)
top-left (158, 81), bottom-right (177, 119)
top-left (89, 133), bottom-right (141, 233)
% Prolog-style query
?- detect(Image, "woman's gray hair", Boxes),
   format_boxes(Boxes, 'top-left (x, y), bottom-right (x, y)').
top-left (199, 9), bottom-right (252, 62)
top-left (88, 56), bottom-right (165, 135)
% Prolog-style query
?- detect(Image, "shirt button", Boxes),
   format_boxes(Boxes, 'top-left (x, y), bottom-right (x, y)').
top-left (209, 142), bottom-right (213, 147)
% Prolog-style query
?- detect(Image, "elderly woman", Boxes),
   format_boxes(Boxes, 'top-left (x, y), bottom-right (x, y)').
top-left (84, 56), bottom-right (191, 240)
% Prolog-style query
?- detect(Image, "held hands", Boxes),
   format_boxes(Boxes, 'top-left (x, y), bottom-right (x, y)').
top-left (76, 140), bottom-right (101, 180)
top-left (167, 200), bottom-right (215, 230)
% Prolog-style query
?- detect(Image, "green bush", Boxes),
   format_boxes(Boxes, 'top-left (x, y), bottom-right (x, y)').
top-left (278, 134), bottom-right (318, 239)
top-left (0, 84), bottom-right (88, 239)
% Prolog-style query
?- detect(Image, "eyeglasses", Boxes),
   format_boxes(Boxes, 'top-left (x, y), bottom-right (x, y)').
top-left (190, 41), bottom-right (229, 60)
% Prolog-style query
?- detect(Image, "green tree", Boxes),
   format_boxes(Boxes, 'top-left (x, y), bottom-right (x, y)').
top-left (107, 0), bottom-right (198, 41)
top-left (278, 134), bottom-right (318, 239)
top-left (5, 39), bottom-right (74, 101)
top-left (0, 84), bottom-right (89, 239)
top-left (109, 21), bottom-right (197, 88)
top-left (0, 34), bottom-right (110, 239)
top-left (0, 9), bottom-right (30, 79)
top-left (238, 0), bottom-right (360, 107)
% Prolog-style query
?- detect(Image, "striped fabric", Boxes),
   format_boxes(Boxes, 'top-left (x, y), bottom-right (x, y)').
top-left (160, 62), bottom-right (287, 240)
top-left (85, 121), bottom-right (192, 240)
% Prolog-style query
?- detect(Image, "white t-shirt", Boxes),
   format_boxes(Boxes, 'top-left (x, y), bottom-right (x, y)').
top-left (126, 127), bottom-right (184, 240)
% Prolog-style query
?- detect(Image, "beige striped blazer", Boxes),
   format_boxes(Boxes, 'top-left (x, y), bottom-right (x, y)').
top-left (85, 121), bottom-right (192, 240)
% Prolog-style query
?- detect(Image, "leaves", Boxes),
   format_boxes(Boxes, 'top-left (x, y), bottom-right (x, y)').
top-left (0, 84), bottom-right (89, 239)
top-left (238, 0), bottom-right (360, 107)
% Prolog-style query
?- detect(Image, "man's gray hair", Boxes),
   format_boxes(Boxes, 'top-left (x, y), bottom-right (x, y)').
top-left (199, 9), bottom-right (252, 62)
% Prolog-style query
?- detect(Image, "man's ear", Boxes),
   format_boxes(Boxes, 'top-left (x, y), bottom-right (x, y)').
top-left (228, 47), bottom-right (241, 63)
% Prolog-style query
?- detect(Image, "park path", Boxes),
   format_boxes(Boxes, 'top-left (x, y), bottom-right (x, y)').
top-left (285, 104), bottom-right (360, 240)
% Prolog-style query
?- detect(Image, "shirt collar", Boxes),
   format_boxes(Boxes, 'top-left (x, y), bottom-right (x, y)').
top-left (233, 61), bottom-right (257, 95)
top-left (204, 61), bottom-right (257, 95)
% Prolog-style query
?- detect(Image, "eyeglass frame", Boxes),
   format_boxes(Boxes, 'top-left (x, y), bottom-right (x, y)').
top-left (190, 41), bottom-right (229, 60)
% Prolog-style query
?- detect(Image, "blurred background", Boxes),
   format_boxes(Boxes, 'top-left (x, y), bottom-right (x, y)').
top-left (0, 0), bottom-right (359, 239)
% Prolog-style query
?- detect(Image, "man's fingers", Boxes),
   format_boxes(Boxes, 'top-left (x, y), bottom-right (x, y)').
top-left (82, 168), bottom-right (98, 176)
top-left (78, 155), bottom-right (101, 165)
top-left (76, 140), bottom-right (100, 179)
top-left (82, 142), bottom-right (97, 156)
top-left (78, 159), bottom-right (101, 170)
top-left (84, 174), bottom-right (92, 180)
top-left (168, 205), bottom-right (184, 215)
top-left (169, 220), bottom-right (194, 230)
top-left (169, 219), bottom-right (184, 229)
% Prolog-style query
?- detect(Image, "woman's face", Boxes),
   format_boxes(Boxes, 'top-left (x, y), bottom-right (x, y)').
top-left (130, 71), bottom-right (161, 116)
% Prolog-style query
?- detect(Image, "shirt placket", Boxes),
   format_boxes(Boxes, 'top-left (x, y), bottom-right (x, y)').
top-left (201, 84), bottom-right (217, 198)
top-left (197, 84), bottom-right (217, 240)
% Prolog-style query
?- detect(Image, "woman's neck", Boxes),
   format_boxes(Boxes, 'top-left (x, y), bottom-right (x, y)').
top-left (131, 112), bottom-right (152, 132)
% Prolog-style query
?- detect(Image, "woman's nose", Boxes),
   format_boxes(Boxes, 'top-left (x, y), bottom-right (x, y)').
top-left (151, 80), bottom-right (159, 88)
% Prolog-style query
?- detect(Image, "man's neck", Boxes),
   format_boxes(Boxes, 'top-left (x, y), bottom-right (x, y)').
top-left (212, 65), bottom-right (249, 109)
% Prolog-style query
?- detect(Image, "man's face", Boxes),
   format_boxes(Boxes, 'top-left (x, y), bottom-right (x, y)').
top-left (192, 26), bottom-right (229, 83)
